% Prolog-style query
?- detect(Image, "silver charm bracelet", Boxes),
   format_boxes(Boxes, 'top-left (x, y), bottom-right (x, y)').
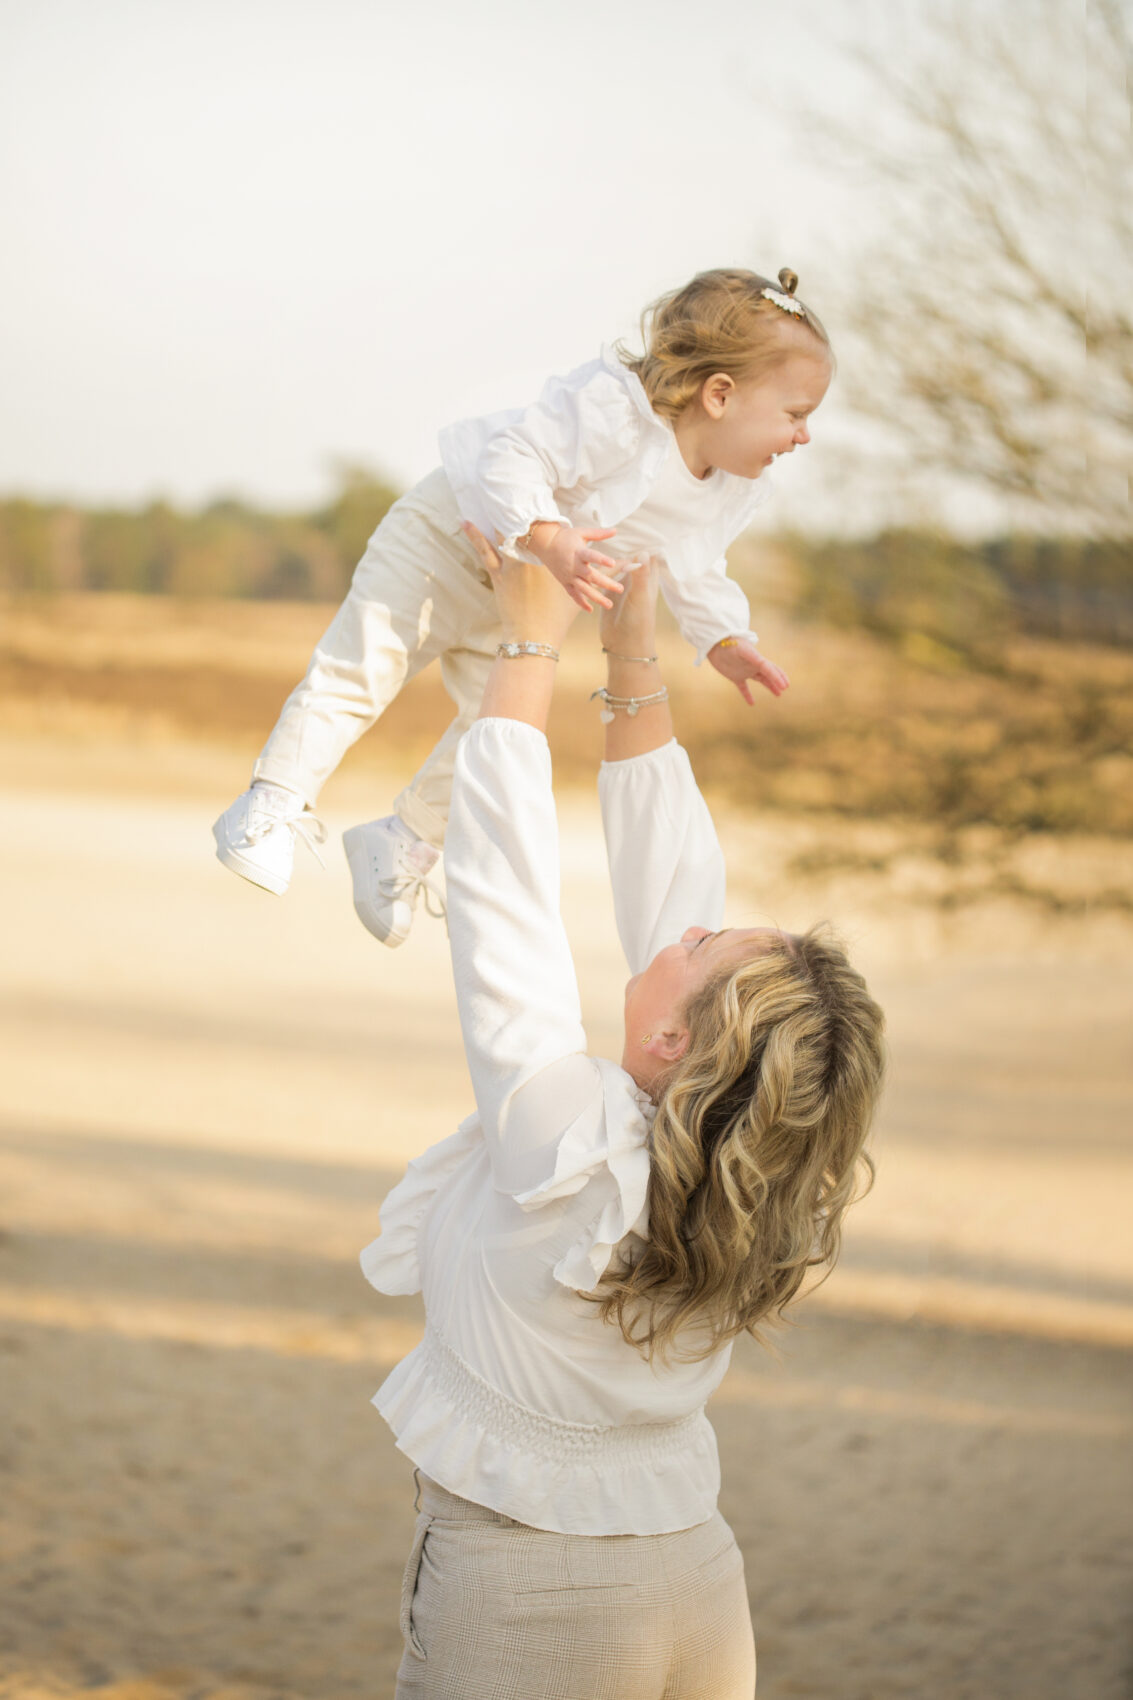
top-left (496, 641), bottom-right (560, 661)
top-left (590, 685), bottom-right (669, 723)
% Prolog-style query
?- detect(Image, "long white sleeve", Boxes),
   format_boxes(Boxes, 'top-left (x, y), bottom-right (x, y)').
top-left (658, 554), bottom-right (755, 665)
top-left (598, 740), bottom-right (726, 974)
top-left (447, 361), bottom-right (645, 557)
top-left (445, 718), bottom-right (600, 1189)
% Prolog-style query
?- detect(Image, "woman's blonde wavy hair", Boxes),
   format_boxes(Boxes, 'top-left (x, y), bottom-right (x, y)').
top-left (587, 925), bottom-right (884, 1362)
top-left (618, 267), bottom-right (832, 420)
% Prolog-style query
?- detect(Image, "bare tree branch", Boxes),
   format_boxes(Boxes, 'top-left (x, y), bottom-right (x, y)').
top-left (800, 0), bottom-right (1132, 535)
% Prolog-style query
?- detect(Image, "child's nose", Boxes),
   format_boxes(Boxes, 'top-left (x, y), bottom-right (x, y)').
top-left (794, 423), bottom-right (811, 445)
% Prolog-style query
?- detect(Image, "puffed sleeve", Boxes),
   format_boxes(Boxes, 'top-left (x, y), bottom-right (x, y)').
top-left (658, 555), bottom-right (756, 666)
top-left (459, 360), bottom-right (645, 558)
top-left (445, 718), bottom-right (599, 1188)
top-left (598, 739), bottom-right (726, 974)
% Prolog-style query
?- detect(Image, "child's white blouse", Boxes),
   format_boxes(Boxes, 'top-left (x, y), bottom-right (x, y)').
top-left (438, 347), bottom-right (773, 662)
top-left (360, 719), bottom-right (734, 1536)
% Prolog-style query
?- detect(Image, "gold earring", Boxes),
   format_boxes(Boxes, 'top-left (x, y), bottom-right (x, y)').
top-left (641, 1033), bottom-right (652, 1044)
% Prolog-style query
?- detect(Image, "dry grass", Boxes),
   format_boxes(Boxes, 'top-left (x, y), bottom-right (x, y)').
top-left (2, 592), bottom-right (1131, 915)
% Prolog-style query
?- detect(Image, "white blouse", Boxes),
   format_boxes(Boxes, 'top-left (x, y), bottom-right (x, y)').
top-left (438, 346), bottom-right (773, 663)
top-left (360, 720), bottom-right (735, 1536)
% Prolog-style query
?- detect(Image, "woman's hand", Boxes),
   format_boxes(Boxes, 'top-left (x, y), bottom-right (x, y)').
top-left (598, 556), bottom-right (660, 659)
top-left (461, 522), bottom-right (581, 650)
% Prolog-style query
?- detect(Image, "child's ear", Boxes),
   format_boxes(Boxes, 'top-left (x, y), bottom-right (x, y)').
top-left (701, 373), bottom-right (735, 419)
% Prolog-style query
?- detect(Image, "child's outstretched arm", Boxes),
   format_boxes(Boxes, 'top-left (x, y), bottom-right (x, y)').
top-left (658, 553), bottom-right (789, 702)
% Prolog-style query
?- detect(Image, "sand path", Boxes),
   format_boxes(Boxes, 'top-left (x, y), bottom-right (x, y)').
top-left (1, 752), bottom-right (1131, 1698)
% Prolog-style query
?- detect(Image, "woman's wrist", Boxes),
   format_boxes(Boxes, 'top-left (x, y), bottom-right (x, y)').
top-left (499, 624), bottom-right (572, 651)
top-left (605, 655), bottom-right (662, 685)
top-left (602, 644), bottom-right (658, 664)
top-left (478, 651), bottom-right (559, 730)
top-left (497, 639), bottom-right (560, 661)
top-left (496, 584), bottom-right (579, 651)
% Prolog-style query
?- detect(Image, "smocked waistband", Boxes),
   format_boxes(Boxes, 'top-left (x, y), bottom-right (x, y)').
top-left (421, 1324), bottom-right (707, 1464)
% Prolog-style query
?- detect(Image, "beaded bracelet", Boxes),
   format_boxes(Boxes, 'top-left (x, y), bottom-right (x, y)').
top-left (497, 641), bottom-right (560, 661)
top-left (590, 686), bottom-right (669, 723)
top-left (601, 647), bottom-right (659, 663)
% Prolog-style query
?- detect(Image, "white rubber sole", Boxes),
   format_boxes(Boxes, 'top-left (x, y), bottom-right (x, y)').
top-left (213, 828), bottom-right (290, 896)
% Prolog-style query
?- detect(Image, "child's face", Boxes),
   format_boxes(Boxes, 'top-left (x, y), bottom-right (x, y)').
top-left (703, 348), bottom-right (833, 481)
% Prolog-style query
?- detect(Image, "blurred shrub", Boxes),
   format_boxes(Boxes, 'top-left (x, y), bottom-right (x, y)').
top-left (983, 536), bottom-right (1133, 645)
top-left (787, 531), bottom-right (1133, 657)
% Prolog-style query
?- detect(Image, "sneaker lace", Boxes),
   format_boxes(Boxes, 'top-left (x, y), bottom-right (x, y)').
top-left (288, 813), bottom-right (329, 870)
top-left (377, 857), bottom-right (448, 932)
top-left (246, 793), bottom-right (329, 869)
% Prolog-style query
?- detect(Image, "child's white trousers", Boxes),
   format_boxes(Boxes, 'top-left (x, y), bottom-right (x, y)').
top-left (253, 468), bottom-right (501, 849)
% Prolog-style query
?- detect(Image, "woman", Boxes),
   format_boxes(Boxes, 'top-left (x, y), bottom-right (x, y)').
top-left (361, 528), bottom-right (886, 1699)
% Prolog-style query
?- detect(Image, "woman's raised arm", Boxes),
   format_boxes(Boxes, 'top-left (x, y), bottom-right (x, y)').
top-left (596, 563), bottom-right (726, 973)
top-left (443, 529), bottom-right (605, 1187)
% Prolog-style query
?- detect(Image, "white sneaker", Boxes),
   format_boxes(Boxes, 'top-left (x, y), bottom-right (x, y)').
top-left (212, 783), bottom-right (328, 896)
top-left (342, 815), bottom-right (445, 947)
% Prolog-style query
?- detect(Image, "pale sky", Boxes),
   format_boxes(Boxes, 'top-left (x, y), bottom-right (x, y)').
top-left (2, 0), bottom-right (903, 525)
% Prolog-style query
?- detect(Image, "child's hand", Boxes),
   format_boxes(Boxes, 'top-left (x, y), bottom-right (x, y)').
top-left (708, 637), bottom-right (790, 705)
top-left (525, 523), bottom-right (626, 613)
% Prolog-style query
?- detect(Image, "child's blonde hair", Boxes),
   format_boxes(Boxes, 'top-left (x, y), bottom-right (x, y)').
top-left (619, 267), bottom-right (832, 420)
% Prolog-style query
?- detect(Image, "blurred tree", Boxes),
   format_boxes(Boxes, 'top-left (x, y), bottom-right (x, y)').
top-left (84, 510), bottom-right (159, 593)
top-left (805, 0), bottom-right (1131, 537)
top-left (311, 462), bottom-right (400, 594)
top-left (164, 512), bottom-right (274, 598)
top-left (135, 501), bottom-right (182, 594)
top-left (259, 519), bottom-right (344, 600)
top-left (0, 500), bottom-right (55, 592)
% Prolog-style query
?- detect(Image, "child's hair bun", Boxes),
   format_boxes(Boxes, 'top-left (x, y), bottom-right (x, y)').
top-left (777, 268), bottom-right (799, 296)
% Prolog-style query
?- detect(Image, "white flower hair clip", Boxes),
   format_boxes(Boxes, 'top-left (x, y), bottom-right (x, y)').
top-left (760, 287), bottom-right (806, 318)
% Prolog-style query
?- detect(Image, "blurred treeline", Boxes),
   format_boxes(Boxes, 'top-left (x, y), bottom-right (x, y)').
top-left (1, 472), bottom-right (1130, 656)
top-left (0, 468), bottom-right (399, 602)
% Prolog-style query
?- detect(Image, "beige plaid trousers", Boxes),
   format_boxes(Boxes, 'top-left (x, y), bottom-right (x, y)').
top-left (394, 1474), bottom-right (756, 1699)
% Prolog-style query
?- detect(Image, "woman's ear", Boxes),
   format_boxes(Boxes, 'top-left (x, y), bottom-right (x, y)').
top-left (648, 1027), bottom-right (690, 1064)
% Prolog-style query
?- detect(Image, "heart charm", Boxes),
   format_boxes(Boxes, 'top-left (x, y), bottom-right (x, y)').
top-left (599, 708), bottom-right (615, 724)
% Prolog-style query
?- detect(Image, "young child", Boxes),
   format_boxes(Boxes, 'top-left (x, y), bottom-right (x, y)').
top-left (212, 266), bottom-right (832, 947)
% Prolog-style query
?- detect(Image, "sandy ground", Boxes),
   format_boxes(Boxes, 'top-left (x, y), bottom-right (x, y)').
top-left (1, 730), bottom-right (1132, 1700)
